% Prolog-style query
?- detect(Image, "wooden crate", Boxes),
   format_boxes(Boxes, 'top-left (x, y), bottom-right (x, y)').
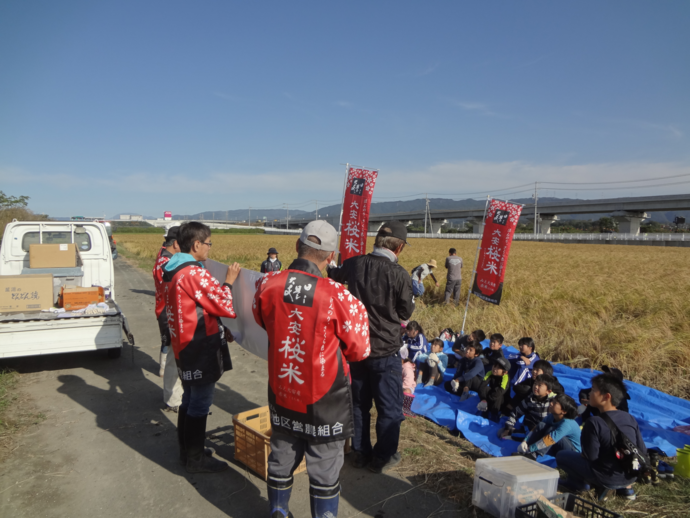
top-left (233, 406), bottom-right (307, 480)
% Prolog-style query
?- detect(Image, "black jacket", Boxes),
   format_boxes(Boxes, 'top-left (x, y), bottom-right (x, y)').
top-left (328, 253), bottom-right (414, 358)
top-left (261, 258), bottom-right (282, 273)
top-left (480, 347), bottom-right (505, 368)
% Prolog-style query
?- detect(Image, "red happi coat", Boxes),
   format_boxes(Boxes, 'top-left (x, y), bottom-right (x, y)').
top-left (253, 258), bottom-right (371, 443)
top-left (162, 259), bottom-right (236, 384)
top-left (153, 247), bottom-right (172, 319)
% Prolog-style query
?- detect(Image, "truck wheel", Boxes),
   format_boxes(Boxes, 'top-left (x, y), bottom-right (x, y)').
top-left (107, 347), bottom-right (122, 359)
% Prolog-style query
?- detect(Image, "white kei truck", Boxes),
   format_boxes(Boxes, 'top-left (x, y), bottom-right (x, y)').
top-left (0, 220), bottom-right (134, 359)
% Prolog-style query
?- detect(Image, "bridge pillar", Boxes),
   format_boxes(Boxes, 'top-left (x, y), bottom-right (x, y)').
top-left (470, 218), bottom-right (485, 235)
top-left (429, 219), bottom-right (447, 234)
top-left (537, 214), bottom-right (559, 234)
top-left (611, 211), bottom-right (649, 235)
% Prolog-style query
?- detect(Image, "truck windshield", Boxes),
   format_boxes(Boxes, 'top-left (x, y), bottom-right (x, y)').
top-left (21, 232), bottom-right (92, 252)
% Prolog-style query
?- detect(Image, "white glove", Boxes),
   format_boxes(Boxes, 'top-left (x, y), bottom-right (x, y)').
top-left (428, 353), bottom-right (439, 363)
top-left (518, 441), bottom-right (529, 453)
top-left (577, 404), bottom-right (587, 415)
top-left (450, 379), bottom-right (460, 392)
top-left (329, 260), bottom-right (338, 268)
top-left (477, 401), bottom-right (488, 412)
top-left (427, 358), bottom-right (438, 368)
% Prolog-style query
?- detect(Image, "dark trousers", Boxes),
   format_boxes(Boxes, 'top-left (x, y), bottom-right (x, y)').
top-left (350, 353), bottom-right (403, 461)
top-left (157, 310), bottom-right (170, 352)
top-left (557, 451), bottom-right (630, 490)
top-left (268, 430), bottom-right (344, 486)
top-left (444, 375), bottom-right (483, 395)
top-left (419, 362), bottom-right (443, 385)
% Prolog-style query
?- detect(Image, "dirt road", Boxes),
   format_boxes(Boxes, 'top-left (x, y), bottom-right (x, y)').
top-left (0, 258), bottom-right (457, 517)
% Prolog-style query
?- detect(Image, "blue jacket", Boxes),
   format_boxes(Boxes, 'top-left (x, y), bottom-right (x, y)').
top-left (403, 333), bottom-right (429, 362)
top-left (417, 352), bottom-right (449, 374)
top-left (525, 414), bottom-right (582, 453)
top-left (452, 357), bottom-right (485, 382)
top-left (508, 351), bottom-right (540, 385)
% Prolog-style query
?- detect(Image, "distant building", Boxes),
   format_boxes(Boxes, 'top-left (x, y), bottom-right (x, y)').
top-left (119, 215), bottom-right (131, 220)
top-left (164, 211), bottom-right (172, 221)
top-left (131, 215), bottom-right (143, 221)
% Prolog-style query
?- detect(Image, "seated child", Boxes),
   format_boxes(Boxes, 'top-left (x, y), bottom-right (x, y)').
top-left (498, 374), bottom-right (557, 437)
top-left (450, 329), bottom-right (485, 367)
top-left (402, 357), bottom-right (416, 394)
top-left (517, 393), bottom-right (581, 459)
top-left (579, 366), bottom-right (630, 422)
top-left (507, 337), bottom-right (540, 387)
top-left (416, 338), bottom-right (449, 387)
top-left (505, 359), bottom-right (564, 413)
top-left (402, 321), bottom-right (429, 364)
top-left (557, 373), bottom-right (647, 501)
top-left (444, 342), bottom-right (485, 400)
top-left (476, 357), bottom-right (511, 422)
top-left (480, 333), bottom-right (506, 369)
top-left (402, 357), bottom-right (416, 417)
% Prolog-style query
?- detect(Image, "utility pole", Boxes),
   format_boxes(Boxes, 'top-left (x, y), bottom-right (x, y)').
top-left (533, 182), bottom-right (539, 235)
top-left (424, 194), bottom-right (430, 235)
top-left (249, 206), bottom-right (251, 227)
top-left (315, 200), bottom-right (319, 220)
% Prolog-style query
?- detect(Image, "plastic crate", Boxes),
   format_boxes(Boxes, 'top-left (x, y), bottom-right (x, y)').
top-left (515, 493), bottom-right (622, 518)
top-left (472, 456), bottom-right (559, 518)
top-left (233, 406), bottom-right (307, 480)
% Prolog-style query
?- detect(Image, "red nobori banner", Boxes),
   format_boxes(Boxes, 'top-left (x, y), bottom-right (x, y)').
top-left (339, 167), bottom-right (379, 262)
top-left (471, 199), bottom-right (523, 305)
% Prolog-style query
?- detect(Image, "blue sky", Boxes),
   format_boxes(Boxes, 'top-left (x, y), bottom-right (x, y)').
top-left (1, 1), bottom-right (689, 217)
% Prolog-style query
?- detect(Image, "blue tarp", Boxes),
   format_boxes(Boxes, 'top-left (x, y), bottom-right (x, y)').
top-left (412, 343), bottom-right (690, 465)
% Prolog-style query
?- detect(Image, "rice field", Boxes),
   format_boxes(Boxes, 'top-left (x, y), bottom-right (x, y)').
top-left (115, 232), bottom-right (690, 399)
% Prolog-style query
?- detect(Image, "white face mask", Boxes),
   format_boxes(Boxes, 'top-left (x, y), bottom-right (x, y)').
top-left (269, 257), bottom-right (277, 262)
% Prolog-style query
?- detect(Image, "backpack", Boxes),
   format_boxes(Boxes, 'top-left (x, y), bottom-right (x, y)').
top-left (600, 413), bottom-right (651, 479)
top-left (439, 328), bottom-right (456, 342)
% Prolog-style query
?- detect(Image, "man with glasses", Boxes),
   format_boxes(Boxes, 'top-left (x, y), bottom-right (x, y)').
top-left (162, 221), bottom-right (241, 473)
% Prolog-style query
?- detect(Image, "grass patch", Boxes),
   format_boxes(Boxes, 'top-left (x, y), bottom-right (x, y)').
top-left (0, 369), bottom-right (19, 430)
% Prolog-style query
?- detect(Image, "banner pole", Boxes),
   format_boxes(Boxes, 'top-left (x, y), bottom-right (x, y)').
top-left (461, 195), bottom-right (491, 336)
top-left (337, 163), bottom-right (350, 235)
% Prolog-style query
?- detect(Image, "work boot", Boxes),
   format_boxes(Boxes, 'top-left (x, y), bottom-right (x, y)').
top-left (368, 452), bottom-right (401, 474)
top-left (309, 479), bottom-right (340, 518)
top-left (184, 415), bottom-right (228, 473)
top-left (159, 346), bottom-right (168, 377)
top-left (350, 450), bottom-right (371, 469)
top-left (268, 474), bottom-right (294, 518)
top-left (177, 409), bottom-right (215, 465)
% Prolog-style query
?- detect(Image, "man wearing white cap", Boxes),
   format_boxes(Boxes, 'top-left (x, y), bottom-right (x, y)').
top-left (253, 220), bottom-right (371, 518)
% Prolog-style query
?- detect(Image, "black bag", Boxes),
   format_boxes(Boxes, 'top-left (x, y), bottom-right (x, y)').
top-left (600, 413), bottom-right (650, 478)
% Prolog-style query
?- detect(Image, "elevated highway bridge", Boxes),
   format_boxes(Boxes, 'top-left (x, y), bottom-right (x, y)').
top-left (279, 193), bottom-right (690, 235)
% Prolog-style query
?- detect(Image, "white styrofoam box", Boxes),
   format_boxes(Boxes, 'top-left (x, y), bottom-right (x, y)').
top-left (472, 456), bottom-right (559, 518)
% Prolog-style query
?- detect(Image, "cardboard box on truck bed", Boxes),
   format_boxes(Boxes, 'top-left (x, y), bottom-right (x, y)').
top-left (0, 274), bottom-right (54, 313)
top-left (30, 243), bottom-right (79, 268)
top-left (59, 286), bottom-right (105, 311)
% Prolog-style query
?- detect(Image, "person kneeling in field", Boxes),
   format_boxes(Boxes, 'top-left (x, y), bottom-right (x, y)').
top-left (416, 339), bottom-right (448, 387)
top-left (445, 342), bottom-right (485, 401)
top-left (516, 394), bottom-right (582, 460)
top-left (476, 357), bottom-right (511, 422)
top-left (557, 373), bottom-right (648, 501)
top-left (498, 374), bottom-right (557, 438)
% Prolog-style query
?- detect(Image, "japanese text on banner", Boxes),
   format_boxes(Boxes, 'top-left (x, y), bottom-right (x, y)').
top-left (339, 168), bottom-right (378, 262)
top-left (471, 199), bottom-right (522, 305)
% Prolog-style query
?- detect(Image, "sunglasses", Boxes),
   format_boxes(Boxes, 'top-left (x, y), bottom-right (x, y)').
top-left (200, 241), bottom-right (212, 247)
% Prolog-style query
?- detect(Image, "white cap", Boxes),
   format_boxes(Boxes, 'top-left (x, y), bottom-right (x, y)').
top-left (299, 220), bottom-right (338, 252)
